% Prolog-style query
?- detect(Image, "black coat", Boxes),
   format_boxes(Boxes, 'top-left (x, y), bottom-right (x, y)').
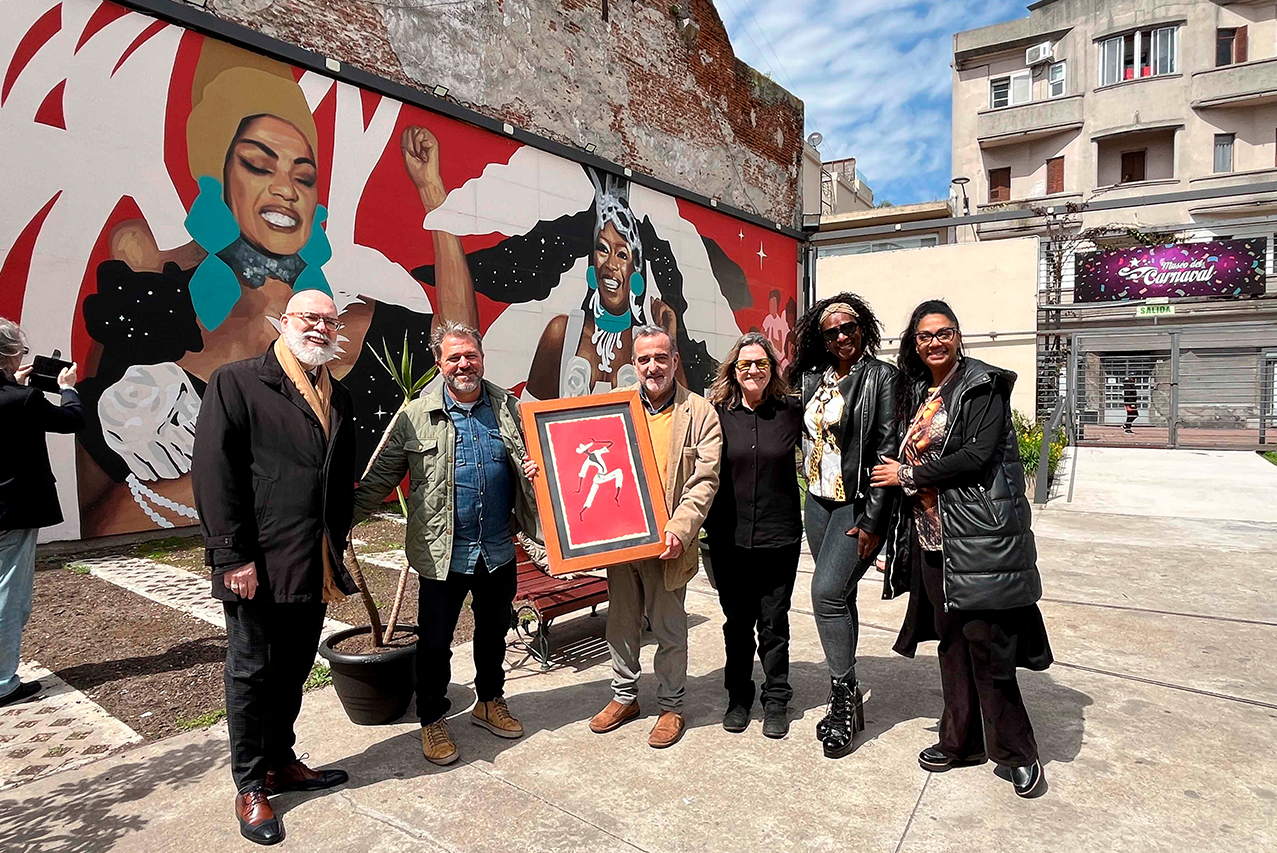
top-left (801, 357), bottom-right (899, 535)
top-left (883, 357), bottom-right (1041, 611)
top-left (0, 374), bottom-right (85, 530)
top-left (191, 347), bottom-right (359, 603)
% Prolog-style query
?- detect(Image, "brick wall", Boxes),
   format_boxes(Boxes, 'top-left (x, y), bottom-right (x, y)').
top-left (205, 0), bottom-right (804, 225)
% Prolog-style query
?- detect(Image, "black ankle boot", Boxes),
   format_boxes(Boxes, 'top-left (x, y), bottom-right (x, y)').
top-left (821, 678), bottom-right (865, 759)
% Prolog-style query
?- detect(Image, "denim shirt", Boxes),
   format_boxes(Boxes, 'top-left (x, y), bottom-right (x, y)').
top-left (444, 387), bottom-right (516, 573)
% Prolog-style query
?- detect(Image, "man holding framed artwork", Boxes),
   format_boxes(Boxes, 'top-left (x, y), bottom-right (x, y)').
top-left (589, 325), bottom-right (722, 749)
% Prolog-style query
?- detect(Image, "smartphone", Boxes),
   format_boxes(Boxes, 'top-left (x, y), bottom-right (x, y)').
top-left (29, 349), bottom-right (71, 394)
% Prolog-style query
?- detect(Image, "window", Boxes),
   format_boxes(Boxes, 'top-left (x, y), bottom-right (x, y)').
top-left (989, 70), bottom-right (1031, 108)
top-left (1215, 133), bottom-right (1235, 173)
top-left (1098, 27), bottom-right (1178, 87)
top-left (1048, 62), bottom-right (1066, 98)
top-left (1217, 26), bottom-right (1248, 67)
top-left (989, 167), bottom-right (1011, 202)
top-left (1121, 151), bottom-right (1146, 183)
top-left (1047, 157), bottom-right (1064, 194)
top-left (819, 234), bottom-right (939, 257)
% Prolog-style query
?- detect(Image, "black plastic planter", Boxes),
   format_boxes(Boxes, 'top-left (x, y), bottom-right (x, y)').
top-left (319, 625), bottom-right (419, 725)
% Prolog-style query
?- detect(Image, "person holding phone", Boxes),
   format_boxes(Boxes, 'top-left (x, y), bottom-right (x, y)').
top-left (0, 317), bottom-right (84, 707)
top-left (786, 293), bottom-right (898, 759)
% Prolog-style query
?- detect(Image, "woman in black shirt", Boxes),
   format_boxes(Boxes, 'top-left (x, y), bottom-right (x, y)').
top-left (704, 332), bottom-right (803, 739)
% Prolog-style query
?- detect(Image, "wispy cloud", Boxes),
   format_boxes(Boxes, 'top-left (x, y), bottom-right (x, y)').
top-left (718, 0), bottom-right (1025, 204)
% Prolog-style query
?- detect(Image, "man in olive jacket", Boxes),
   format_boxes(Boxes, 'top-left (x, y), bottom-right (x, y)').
top-left (588, 326), bottom-right (722, 749)
top-left (352, 321), bottom-right (539, 767)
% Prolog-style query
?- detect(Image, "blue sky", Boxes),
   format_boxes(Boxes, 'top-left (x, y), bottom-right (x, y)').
top-left (718, 0), bottom-right (1028, 205)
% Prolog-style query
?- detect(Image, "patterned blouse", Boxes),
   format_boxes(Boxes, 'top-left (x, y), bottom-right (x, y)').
top-left (900, 389), bottom-right (950, 551)
top-left (802, 368), bottom-right (846, 501)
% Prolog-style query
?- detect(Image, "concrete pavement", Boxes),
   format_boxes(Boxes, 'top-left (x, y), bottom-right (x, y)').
top-left (5, 498), bottom-right (1276, 852)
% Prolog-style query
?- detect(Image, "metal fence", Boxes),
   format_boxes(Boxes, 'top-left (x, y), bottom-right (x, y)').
top-left (1067, 323), bottom-right (1277, 449)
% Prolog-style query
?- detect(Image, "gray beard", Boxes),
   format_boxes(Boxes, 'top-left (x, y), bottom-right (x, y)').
top-left (282, 326), bottom-right (338, 367)
top-left (445, 372), bottom-right (481, 393)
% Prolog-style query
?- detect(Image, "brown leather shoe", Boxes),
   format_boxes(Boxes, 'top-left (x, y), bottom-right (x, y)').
top-left (648, 711), bottom-right (685, 749)
top-left (264, 758), bottom-right (349, 794)
top-left (421, 718), bottom-right (459, 765)
top-left (236, 788), bottom-right (283, 845)
top-left (471, 697), bottom-right (524, 739)
top-left (589, 699), bottom-right (640, 734)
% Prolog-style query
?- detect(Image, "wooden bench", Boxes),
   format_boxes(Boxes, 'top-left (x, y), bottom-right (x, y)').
top-left (509, 546), bottom-right (609, 671)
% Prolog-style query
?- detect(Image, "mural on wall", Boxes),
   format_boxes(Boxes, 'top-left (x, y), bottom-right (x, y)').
top-left (0, 0), bottom-right (800, 539)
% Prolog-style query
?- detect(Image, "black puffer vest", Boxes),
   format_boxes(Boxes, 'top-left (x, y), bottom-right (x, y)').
top-left (882, 358), bottom-right (1041, 611)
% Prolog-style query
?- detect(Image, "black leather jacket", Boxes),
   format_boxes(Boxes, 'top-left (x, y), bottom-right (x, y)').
top-left (800, 357), bottom-right (899, 535)
top-left (882, 357), bottom-right (1041, 611)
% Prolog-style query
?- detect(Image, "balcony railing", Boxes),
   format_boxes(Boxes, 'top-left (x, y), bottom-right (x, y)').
top-left (977, 95), bottom-right (1085, 147)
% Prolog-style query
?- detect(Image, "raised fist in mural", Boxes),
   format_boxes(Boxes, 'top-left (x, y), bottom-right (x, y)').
top-left (401, 125), bottom-right (448, 213)
top-left (651, 296), bottom-right (680, 345)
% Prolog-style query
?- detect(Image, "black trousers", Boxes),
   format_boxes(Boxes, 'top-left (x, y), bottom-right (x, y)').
top-left (417, 555), bottom-right (516, 725)
top-left (223, 600), bottom-right (327, 792)
top-left (712, 540), bottom-right (800, 710)
top-left (920, 550), bottom-right (1039, 767)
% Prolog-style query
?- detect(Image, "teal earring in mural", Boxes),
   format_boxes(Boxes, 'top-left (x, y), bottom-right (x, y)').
top-left (184, 177), bottom-right (333, 331)
top-left (294, 205), bottom-right (333, 298)
top-left (630, 270), bottom-right (645, 298)
top-left (586, 266), bottom-right (635, 333)
top-left (185, 176), bottom-right (242, 332)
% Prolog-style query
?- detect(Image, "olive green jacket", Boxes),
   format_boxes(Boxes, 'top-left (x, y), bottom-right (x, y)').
top-left (351, 378), bottom-right (540, 581)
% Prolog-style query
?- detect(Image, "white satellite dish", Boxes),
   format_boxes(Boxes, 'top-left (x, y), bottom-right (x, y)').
top-left (807, 132), bottom-right (823, 148)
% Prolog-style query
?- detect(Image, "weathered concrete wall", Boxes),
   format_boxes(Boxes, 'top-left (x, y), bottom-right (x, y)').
top-left (207, 0), bottom-right (804, 225)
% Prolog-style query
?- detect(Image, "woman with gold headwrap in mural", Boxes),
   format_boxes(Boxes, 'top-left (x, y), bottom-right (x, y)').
top-left (75, 43), bottom-right (474, 536)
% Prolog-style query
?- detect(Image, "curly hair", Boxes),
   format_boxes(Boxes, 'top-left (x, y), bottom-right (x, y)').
top-left (785, 291), bottom-right (883, 385)
top-left (707, 331), bottom-right (793, 408)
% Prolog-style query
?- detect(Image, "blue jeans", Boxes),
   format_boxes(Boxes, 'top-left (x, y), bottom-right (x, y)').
top-left (0, 528), bottom-right (39, 699)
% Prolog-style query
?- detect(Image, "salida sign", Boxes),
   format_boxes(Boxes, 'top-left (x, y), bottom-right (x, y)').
top-left (1074, 239), bottom-right (1267, 302)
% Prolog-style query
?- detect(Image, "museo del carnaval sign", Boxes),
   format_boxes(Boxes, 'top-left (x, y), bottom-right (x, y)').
top-left (1074, 238), bottom-right (1267, 302)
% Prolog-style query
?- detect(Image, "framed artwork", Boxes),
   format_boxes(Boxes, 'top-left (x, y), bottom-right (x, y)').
top-left (521, 390), bottom-right (670, 575)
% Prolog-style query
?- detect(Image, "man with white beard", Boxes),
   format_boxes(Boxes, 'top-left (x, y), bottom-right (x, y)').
top-left (352, 320), bottom-right (540, 767)
top-left (192, 289), bottom-right (361, 846)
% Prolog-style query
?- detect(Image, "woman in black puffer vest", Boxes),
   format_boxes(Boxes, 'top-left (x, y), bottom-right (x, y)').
top-left (871, 300), bottom-right (1052, 800)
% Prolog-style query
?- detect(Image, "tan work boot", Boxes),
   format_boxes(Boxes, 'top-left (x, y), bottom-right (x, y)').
top-left (471, 697), bottom-right (524, 739)
top-left (589, 699), bottom-right (640, 733)
top-left (421, 718), bottom-right (459, 765)
top-left (648, 711), bottom-right (685, 749)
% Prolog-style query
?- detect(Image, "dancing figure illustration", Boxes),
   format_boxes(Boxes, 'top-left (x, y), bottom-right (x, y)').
top-left (575, 439), bottom-right (624, 519)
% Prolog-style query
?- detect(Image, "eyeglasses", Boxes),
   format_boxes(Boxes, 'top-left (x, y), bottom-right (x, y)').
top-left (283, 311), bottom-right (345, 331)
top-left (734, 358), bottom-right (771, 373)
top-left (915, 327), bottom-right (958, 346)
top-left (821, 321), bottom-right (860, 342)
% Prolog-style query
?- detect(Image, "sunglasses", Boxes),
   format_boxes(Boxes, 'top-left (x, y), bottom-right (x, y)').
top-left (283, 311), bottom-right (345, 331)
top-left (822, 321), bottom-right (860, 342)
top-left (915, 327), bottom-right (958, 346)
top-left (734, 358), bottom-right (772, 373)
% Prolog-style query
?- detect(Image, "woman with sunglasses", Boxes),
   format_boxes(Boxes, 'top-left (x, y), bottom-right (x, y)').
top-left (871, 300), bottom-right (1052, 799)
top-left (704, 332), bottom-right (803, 738)
top-left (786, 292), bottom-right (898, 758)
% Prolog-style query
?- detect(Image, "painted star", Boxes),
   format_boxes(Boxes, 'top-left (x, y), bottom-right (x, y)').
top-left (757, 243), bottom-right (767, 268)
top-left (738, 229), bottom-right (744, 241)
top-left (374, 406), bottom-right (387, 419)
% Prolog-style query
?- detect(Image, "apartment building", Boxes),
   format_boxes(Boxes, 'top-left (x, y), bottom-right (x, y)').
top-left (952, 1), bottom-right (1277, 449)
top-left (801, 143), bottom-right (877, 217)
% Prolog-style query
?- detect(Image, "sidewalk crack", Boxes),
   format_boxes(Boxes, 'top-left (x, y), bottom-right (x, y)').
top-left (893, 772), bottom-right (931, 853)
top-left (336, 789), bottom-right (459, 852)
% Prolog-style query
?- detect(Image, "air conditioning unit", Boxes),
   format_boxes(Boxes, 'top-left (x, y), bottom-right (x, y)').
top-left (1026, 42), bottom-right (1055, 65)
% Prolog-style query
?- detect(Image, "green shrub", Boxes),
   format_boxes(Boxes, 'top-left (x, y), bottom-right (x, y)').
top-left (1014, 411), bottom-right (1066, 479)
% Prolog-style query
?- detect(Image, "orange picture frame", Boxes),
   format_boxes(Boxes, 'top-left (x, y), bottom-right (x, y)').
top-left (521, 389), bottom-right (671, 576)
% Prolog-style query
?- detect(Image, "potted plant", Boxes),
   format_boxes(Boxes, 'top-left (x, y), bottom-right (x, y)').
top-left (320, 334), bottom-right (435, 725)
top-left (1014, 411), bottom-right (1066, 499)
